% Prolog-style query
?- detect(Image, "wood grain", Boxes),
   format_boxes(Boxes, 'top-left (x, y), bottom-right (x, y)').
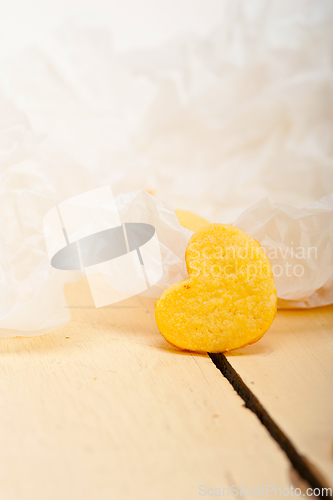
top-left (0, 278), bottom-right (291, 500)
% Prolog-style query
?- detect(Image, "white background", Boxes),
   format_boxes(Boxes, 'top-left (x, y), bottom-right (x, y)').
top-left (0, 0), bottom-right (227, 54)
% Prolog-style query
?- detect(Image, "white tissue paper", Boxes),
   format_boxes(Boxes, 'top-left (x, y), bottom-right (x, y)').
top-left (0, 0), bottom-right (332, 336)
top-left (234, 194), bottom-right (333, 309)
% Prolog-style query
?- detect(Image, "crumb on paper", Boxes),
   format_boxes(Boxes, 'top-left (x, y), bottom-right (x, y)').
top-left (175, 209), bottom-right (209, 232)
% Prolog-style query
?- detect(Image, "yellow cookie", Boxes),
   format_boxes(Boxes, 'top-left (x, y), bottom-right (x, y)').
top-left (175, 209), bottom-right (209, 232)
top-left (155, 223), bottom-right (277, 353)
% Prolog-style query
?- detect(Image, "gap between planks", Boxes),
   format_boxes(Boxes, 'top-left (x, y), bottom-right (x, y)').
top-left (209, 352), bottom-right (332, 499)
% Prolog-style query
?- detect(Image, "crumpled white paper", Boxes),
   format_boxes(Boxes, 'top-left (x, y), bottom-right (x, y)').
top-left (0, 0), bottom-right (332, 336)
top-left (234, 194), bottom-right (333, 308)
top-left (115, 189), bottom-right (193, 299)
top-left (1, 0), bottom-right (332, 222)
top-left (0, 121), bottom-right (191, 335)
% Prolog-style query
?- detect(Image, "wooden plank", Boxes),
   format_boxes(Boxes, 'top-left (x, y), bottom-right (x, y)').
top-left (0, 278), bottom-right (292, 500)
top-left (227, 305), bottom-right (333, 487)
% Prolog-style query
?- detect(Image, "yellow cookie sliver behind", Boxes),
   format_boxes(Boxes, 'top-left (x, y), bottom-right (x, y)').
top-left (155, 223), bottom-right (277, 353)
top-left (175, 209), bottom-right (209, 232)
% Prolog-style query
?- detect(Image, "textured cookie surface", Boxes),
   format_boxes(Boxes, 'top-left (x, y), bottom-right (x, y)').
top-left (175, 209), bottom-right (209, 232)
top-left (155, 223), bottom-right (277, 353)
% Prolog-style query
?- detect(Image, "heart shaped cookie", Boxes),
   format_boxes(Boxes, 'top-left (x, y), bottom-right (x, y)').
top-left (155, 223), bottom-right (277, 353)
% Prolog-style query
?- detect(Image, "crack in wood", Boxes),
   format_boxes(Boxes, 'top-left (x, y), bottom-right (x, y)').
top-left (208, 352), bottom-right (331, 498)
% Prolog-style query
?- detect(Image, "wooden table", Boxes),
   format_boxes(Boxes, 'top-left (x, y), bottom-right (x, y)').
top-left (0, 277), bottom-right (332, 500)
